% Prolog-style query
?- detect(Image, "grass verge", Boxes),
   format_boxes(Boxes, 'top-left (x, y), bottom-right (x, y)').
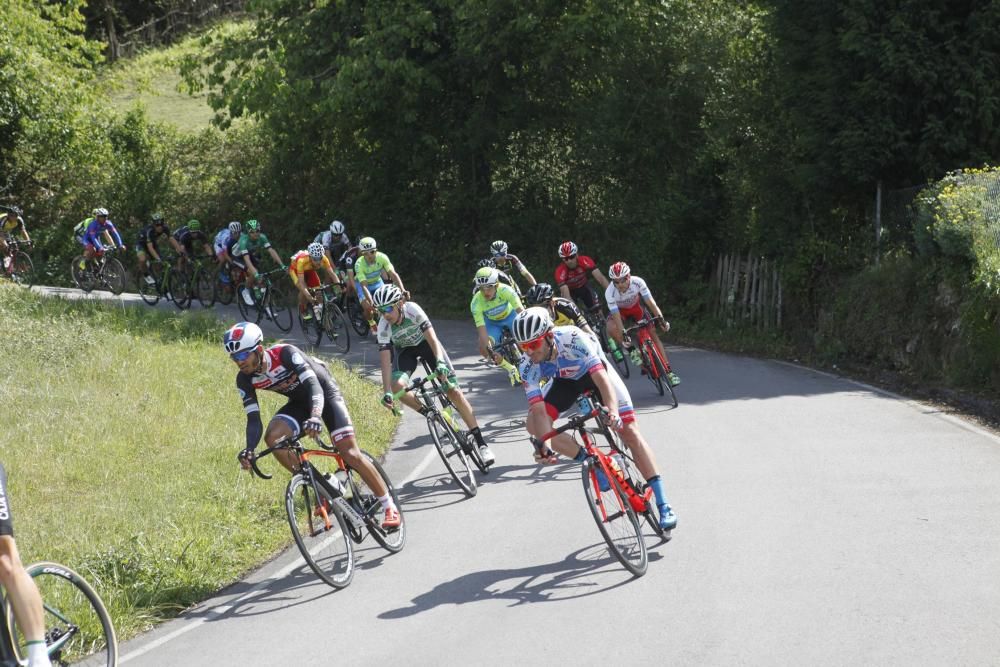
top-left (0, 285), bottom-right (396, 641)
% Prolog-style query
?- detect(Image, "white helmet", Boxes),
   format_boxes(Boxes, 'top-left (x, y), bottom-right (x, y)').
top-left (474, 266), bottom-right (499, 287)
top-left (359, 236), bottom-right (377, 252)
top-left (329, 220), bottom-right (345, 235)
top-left (223, 322), bottom-right (263, 356)
top-left (307, 242), bottom-right (325, 261)
top-left (490, 240), bottom-right (508, 256)
top-left (513, 307), bottom-right (553, 343)
top-left (228, 221), bottom-right (242, 236)
top-left (94, 207), bottom-right (109, 217)
top-left (608, 261), bottom-right (630, 281)
top-left (371, 284), bottom-right (403, 309)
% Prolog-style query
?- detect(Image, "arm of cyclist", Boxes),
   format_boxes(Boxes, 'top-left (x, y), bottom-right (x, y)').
top-left (591, 266), bottom-right (610, 291)
top-left (237, 376), bottom-right (265, 469)
top-left (378, 346), bottom-right (395, 410)
top-left (641, 293), bottom-right (670, 332)
top-left (590, 367), bottom-right (623, 431)
top-left (169, 235), bottom-right (185, 256)
top-left (282, 347), bottom-right (325, 434)
top-left (267, 246), bottom-right (286, 269)
top-left (387, 268), bottom-right (408, 298)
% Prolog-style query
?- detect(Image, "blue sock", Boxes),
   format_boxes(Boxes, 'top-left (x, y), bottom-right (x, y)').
top-left (646, 475), bottom-right (669, 508)
top-left (573, 447), bottom-right (587, 462)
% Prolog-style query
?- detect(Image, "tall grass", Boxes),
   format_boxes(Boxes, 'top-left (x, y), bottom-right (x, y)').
top-left (0, 285), bottom-right (396, 638)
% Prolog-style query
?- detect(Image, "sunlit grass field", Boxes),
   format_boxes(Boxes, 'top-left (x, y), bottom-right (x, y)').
top-left (0, 285), bottom-right (396, 640)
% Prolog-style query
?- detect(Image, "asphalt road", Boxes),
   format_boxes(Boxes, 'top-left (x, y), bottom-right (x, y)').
top-left (36, 287), bottom-right (1000, 665)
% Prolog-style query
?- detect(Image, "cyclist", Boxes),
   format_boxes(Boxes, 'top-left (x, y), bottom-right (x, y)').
top-left (172, 219), bottom-right (212, 269)
top-left (313, 220), bottom-right (352, 268)
top-left (134, 212), bottom-right (182, 283)
top-left (0, 205), bottom-right (31, 263)
top-left (486, 240), bottom-right (536, 294)
top-left (554, 241), bottom-right (609, 314)
top-left (213, 221), bottom-right (242, 281)
top-left (470, 258), bottom-right (519, 295)
top-left (74, 207), bottom-right (125, 270)
top-left (525, 282), bottom-right (595, 337)
top-left (470, 266), bottom-right (524, 385)
top-left (231, 219), bottom-right (286, 305)
top-left (605, 261), bottom-right (680, 386)
top-left (0, 462), bottom-right (53, 667)
top-left (511, 308), bottom-right (678, 531)
top-left (373, 284), bottom-right (496, 467)
top-left (224, 322), bottom-right (401, 528)
top-left (349, 237), bottom-right (408, 331)
top-left (289, 242), bottom-right (344, 321)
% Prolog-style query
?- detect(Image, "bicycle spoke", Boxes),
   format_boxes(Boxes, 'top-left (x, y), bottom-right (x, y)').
top-left (285, 475), bottom-right (354, 589)
top-left (581, 459), bottom-right (647, 576)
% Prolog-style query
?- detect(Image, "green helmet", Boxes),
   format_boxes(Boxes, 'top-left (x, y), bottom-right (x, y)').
top-left (245, 219), bottom-right (260, 232)
top-left (186, 219), bottom-right (201, 231)
top-left (474, 266), bottom-right (499, 287)
top-left (359, 236), bottom-right (377, 252)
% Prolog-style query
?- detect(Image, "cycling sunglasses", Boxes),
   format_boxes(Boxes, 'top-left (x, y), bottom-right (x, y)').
top-left (517, 337), bottom-right (546, 352)
top-left (230, 348), bottom-right (255, 362)
top-left (380, 304), bottom-right (396, 314)
top-left (613, 276), bottom-right (630, 285)
top-left (562, 254), bottom-right (578, 261)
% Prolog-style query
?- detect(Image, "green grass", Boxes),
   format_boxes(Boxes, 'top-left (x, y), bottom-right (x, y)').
top-left (103, 20), bottom-right (253, 132)
top-left (0, 285), bottom-right (397, 639)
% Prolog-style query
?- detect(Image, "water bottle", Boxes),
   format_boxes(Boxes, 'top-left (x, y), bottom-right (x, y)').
top-left (334, 469), bottom-right (352, 498)
top-left (576, 394), bottom-right (593, 415)
top-left (323, 471), bottom-right (343, 494)
top-left (610, 453), bottom-right (626, 483)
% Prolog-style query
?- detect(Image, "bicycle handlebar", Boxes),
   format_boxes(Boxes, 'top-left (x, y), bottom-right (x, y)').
top-left (246, 431), bottom-right (336, 479)
top-left (388, 372), bottom-right (457, 416)
top-left (622, 316), bottom-right (663, 335)
top-left (528, 392), bottom-right (609, 456)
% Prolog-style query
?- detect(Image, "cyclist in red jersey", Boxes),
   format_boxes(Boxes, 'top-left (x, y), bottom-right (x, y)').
top-left (554, 241), bottom-right (609, 312)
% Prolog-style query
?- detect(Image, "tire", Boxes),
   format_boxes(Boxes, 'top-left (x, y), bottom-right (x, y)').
top-left (137, 265), bottom-right (161, 305)
top-left (323, 302), bottom-right (351, 354)
top-left (650, 347), bottom-right (678, 407)
top-left (581, 459), bottom-right (647, 576)
top-left (195, 267), bottom-right (215, 308)
top-left (641, 341), bottom-right (664, 396)
top-left (101, 257), bottom-right (126, 295)
top-left (214, 270), bottom-right (234, 306)
top-left (346, 297), bottom-right (369, 337)
top-left (265, 283), bottom-right (294, 332)
top-left (167, 269), bottom-right (191, 310)
top-left (9, 251), bottom-right (33, 287)
top-left (299, 306), bottom-right (324, 346)
top-left (615, 448), bottom-right (667, 539)
top-left (70, 256), bottom-right (94, 293)
top-left (346, 451), bottom-right (405, 553)
top-left (236, 281), bottom-right (256, 321)
top-left (6, 561), bottom-right (119, 667)
top-left (285, 474), bottom-right (355, 589)
top-left (427, 411), bottom-right (477, 497)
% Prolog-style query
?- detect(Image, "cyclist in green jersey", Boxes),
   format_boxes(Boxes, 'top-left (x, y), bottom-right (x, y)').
top-left (349, 237), bottom-right (408, 331)
top-left (373, 285), bottom-right (496, 467)
top-left (231, 219), bottom-right (286, 304)
top-left (470, 266), bottom-right (524, 385)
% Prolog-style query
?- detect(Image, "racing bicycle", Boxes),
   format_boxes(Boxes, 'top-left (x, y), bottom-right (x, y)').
top-left (71, 248), bottom-right (126, 295)
top-left (1, 239), bottom-right (33, 288)
top-left (623, 317), bottom-right (678, 407)
top-left (236, 267), bottom-right (294, 333)
top-left (137, 255), bottom-right (190, 309)
top-left (298, 283), bottom-right (351, 353)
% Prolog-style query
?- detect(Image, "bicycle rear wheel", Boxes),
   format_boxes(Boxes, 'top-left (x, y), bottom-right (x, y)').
top-left (195, 267), bottom-right (215, 307)
top-left (299, 306), bottom-right (324, 346)
top-left (322, 302), bottom-right (351, 354)
top-left (650, 348), bottom-right (678, 407)
top-left (167, 269), bottom-right (191, 309)
top-left (6, 561), bottom-right (118, 667)
top-left (346, 297), bottom-right (369, 337)
top-left (581, 458), bottom-right (647, 576)
top-left (347, 451), bottom-right (406, 553)
top-left (138, 264), bottom-right (161, 305)
top-left (427, 411), bottom-right (477, 497)
top-left (9, 251), bottom-right (33, 287)
top-left (285, 474), bottom-right (355, 589)
top-left (70, 256), bottom-right (94, 292)
top-left (101, 257), bottom-right (126, 295)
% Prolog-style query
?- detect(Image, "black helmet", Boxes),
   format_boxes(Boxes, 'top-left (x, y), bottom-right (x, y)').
top-left (525, 282), bottom-right (554, 306)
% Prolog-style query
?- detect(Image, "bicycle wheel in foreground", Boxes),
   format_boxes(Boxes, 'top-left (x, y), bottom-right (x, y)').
top-left (137, 266), bottom-right (161, 305)
top-left (285, 474), bottom-right (355, 589)
top-left (427, 411), bottom-right (477, 497)
top-left (348, 451), bottom-right (406, 553)
top-left (581, 459), bottom-right (647, 576)
top-left (6, 561), bottom-right (118, 667)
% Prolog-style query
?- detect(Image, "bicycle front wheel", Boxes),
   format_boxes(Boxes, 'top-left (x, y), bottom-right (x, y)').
top-left (323, 302), bottom-right (351, 354)
top-left (581, 459), bottom-right (647, 576)
top-left (6, 561), bottom-right (118, 667)
top-left (101, 258), bottom-right (127, 295)
top-left (137, 267), bottom-right (160, 305)
top-left (214, 270), bottom-right (234, 305)
top-left (428, 411), bottom-right (477, 497)
top-left (10, 251), bottom-right (33, 287)
top-left (195, 267), bottom-right (215, 308)
top-left (70, 256), bottom-right (94, 293)
top-left (167, 269), bottom-right (191, 309)
top-left (285, 474), bottom-right (355, 589)
top-left (347, 451), bottom-right (406, 553)
top-left (641, 342), bottom-right (664, 396)
top-left (266, 284), bottom-right (294, 332)
top-left (651, 348), bottom-right (678, 407)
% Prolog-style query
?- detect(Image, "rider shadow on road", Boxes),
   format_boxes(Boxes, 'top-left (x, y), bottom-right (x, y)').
top-left (378, 544), bottom-right (663, 619)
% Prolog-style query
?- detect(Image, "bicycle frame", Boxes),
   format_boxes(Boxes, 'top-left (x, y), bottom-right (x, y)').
top-left (625, 318), bottom-right (666, 379)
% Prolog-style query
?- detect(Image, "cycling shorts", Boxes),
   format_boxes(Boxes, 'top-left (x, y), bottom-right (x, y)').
top-left (538, 370), bottom-right (635, 424)
top-left (484, 310), bottom-right (518, 346)
top-left (357, 278), bottom-right (384, 302)
top-left (290, 268), bottom-right (321, 289)
top-left (0, 462), bottom-right (13, 537)
top-left (617, 302), bottom-right (648, 325)
top-left (569, 285), bottom-right (600, 312)
top-left (272, 384), bottom-right (355, 445)
top-left (393, 339), bottom-right (455, 380)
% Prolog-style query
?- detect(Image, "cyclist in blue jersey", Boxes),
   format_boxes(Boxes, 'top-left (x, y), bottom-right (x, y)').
top-left (0, 462), bottom-right (53, 667)
top-left (512, 307), bottom-right (678, 531)
top-left (75, 207), bottom-right (125, 270)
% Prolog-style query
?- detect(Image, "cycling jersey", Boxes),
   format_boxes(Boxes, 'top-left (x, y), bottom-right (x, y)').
top-left (337, 246), bottom-right (359, 273)
top-left (235, 344), bottom-right (353, 448)
top-left (314, 230), bottom-right (350, 255)
top-left (0, 213), bottom-right (24, 235)
top-left (470, 283), bottom-right (523, 327)
top-left (213, 229), bottom-right (232, 255)
top-left (605, 275), bottom-right (652, 314)
top-left (377, 301), bottom-right (432, 350)
top-left (554, 255), bottom-right (597, 290)
top-left (490, 254), bottom-right (528, 275)
top-left (518, 326), bottom-right (634, 422)
top-left (135, 224), bottom-right (171, 250)
top-left (550, 296), bottom-right (589, 329)
top-left (172, 225), bottom-right (209, 251)
top-left (353, 251), bottom-right (394, 286)
top-left (234, 232), bottom-right (272, 257)
top-left (289, 250), bottom-right (331, 288)
top-left (77, 218), bottom-right (123, 249)
top-left (0, 461), bottom-right (13, 537)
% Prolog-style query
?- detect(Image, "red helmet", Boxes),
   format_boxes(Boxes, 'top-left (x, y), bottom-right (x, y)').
top-left (558, 241), bottom-right (578, 258)
top-left (608, 261), bottom-right (631, 281)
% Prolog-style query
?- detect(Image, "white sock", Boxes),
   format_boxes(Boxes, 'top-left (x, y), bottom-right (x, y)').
top-left (28, 640), bottom-right (52, 667)
top-left (378, 493), bottom-right (394, 510)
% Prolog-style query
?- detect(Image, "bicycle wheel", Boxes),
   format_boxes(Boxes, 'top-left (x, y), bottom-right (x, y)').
top-left (100, 257), bottom-right (126, 295)
top-left (236, 281), bottom-right (257, 321)
top-left (641, 341), bottom-right (664, 396)
top-left (167, 268), bottom-right (191, 309)
top-left (214, 270), bottom-right (234, 305)
top-left (603, 329), bottom-right (630, 379)
top-left (346, 297), bottom-right (370, 337)
top-left (195, 267), bottom-right (215, 308)
top-left (285, 474), bottom-right (355, 589)
top-left (650, 348), bottom-right (678, 407)
top-left (581, 458), bottom-right (647, 576)
top-left (323, 302), bottom-right (351, 354)
top-left (346, 451), bottom-right (406, 553)
top-left (265, 284), bottom-right (294, 332)
top-left (8, 251), bottom-right (33, 287)
top-left (137, 265), bottom-right (161, 305)
top-left (299, 306), bottom-right (324, 346)
top-left (615, 448), bottom-right (667, 539)
top-left (6, 561), bottom-right (118, 667)
top-left (70, 256), bottom-right (94, 293)
top-left (427, 411), bottom-right (477, 497)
